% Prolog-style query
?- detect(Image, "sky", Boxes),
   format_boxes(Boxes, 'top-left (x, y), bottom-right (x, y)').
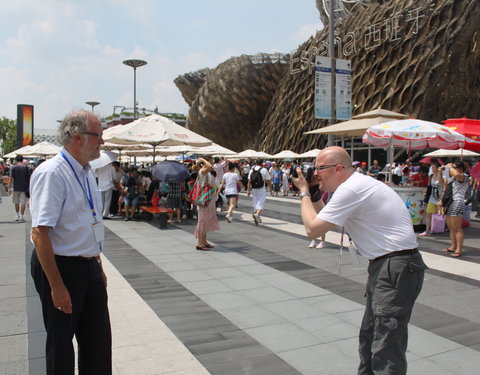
top-left (0, 0), bottom-right (322, 130)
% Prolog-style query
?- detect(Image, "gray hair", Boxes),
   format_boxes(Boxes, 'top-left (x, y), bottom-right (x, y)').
top-left (57, 110), bottom-right (95, 146)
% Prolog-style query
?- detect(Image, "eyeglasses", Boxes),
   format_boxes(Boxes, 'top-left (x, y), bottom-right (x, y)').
top-left (314, 164), bottom-right (341, 171)
top-left (81, 131), bottom-right (103, 139)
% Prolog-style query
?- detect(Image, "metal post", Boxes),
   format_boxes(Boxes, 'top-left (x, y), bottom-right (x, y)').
top-left (328, 0), bottom-right (336, 147)
top-left (122, 59), bottom-right (147, 120)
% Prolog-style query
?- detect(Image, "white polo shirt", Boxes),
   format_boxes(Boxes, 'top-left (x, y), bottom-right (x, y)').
top-left (30, 148), bottom-right (104, 257)
top-left (317, 172), bottom-right (418, 259)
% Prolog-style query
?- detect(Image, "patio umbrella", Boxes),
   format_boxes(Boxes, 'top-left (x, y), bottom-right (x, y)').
top-left (442, 117), bottom-right (480, 152)
top-left (363, 119), bottom-right (466, 150)
top-left (89, 150), bottom-right (119, 169)
top-left (418, 157), bottom-right (445, 165)
top-left (298, 149), bottom-right (322, 158)
top-left (270, 150), bottom-right (300, 159)
top-left (470, 162), bottom-right (480, 180)
top-left (21, 141), bottom-right (61, 157)
top-left (3, 145), bottom-right (33, 158)
top-left (104, 114), bottom-right (212, 163)
top-left (151, 161), bottom-right (190, 183)
top-left (236, 149), bottom-right (272, 159)
top-left (423, 149), bottom-right (480, 158)
top-left (304, 108), bottom-right (409, 137)
top-left (155, 143), bottom-right (236, 157)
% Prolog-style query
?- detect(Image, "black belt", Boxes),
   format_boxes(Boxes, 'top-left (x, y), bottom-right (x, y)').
top-left (56, 255), bottom-right (98, 262)
top-left (370, 248), bottom-right (418, 262)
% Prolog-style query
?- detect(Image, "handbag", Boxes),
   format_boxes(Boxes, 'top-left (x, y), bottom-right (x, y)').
top-left (441, 181), bottom-right (453, 209)
top-left (188, 179), bottom-right (215, 206)
top-left (431, 208), bottom-right (446, 233)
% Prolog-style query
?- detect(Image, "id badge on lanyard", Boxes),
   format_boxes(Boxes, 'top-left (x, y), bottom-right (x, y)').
top-left (61, 152), bottom-right (104, 244)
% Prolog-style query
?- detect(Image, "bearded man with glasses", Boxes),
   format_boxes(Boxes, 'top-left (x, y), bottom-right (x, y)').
top-left (293, 146), bottom-right (427, 375)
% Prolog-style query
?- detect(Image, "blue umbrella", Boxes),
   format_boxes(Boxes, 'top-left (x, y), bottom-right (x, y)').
top-left (151, 161), bottom-right (190, 182)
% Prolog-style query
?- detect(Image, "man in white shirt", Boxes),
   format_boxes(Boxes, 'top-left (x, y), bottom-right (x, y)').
top-left (293, 146), bottom-right (427, 375)
top-left (30, 110), bottom-right (111, 374)
top-left (247, 159), bottom-right (271, 225)
top-left (95, 163), bottom-right (116, 219)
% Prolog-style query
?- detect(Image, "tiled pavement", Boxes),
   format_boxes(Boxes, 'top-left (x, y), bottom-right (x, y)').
top-left (2, 193), bottom-right (480, 374)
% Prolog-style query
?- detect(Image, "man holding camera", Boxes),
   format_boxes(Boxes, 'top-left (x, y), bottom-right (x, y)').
top-left (293, 146), bottom-right (427, 375)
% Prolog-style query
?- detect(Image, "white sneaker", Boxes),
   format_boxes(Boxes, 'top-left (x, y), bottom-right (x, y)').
top-left (15, 215), bottom-right (20, 222)
top-left (316, 241), bottom-right (326, 249)
top-left (226, 215), bottom-right (232, 223)
top-left (256, 215), bottom-right (262, 224)
top-left (19, 217), bottom-right (25, 223)
top-left (419, 231), bottom-right (430, 236)
top-left (308, 240), bottom-right (317, 248)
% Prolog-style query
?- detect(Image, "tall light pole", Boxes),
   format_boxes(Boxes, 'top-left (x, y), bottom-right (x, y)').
top-left (122, 59), bottom-right (147, 120)
top-left (85, 101), bottom-right (100, 113)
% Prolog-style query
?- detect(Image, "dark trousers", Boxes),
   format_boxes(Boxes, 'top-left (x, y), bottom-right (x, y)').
top-left (110, 189), bottom-right (120, 215)
top-left (31, 251), bottom-right (112, 375)
top-left (358, 252), bottom-right (426, 375)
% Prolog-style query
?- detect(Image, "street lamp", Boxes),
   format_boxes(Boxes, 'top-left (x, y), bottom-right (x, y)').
top-left (85, 101), bottom-right (100, 113)
top-left (122, 59), bottom-right (147, 120)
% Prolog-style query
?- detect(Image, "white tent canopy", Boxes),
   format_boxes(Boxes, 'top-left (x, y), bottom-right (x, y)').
top-left (21, 141), bottom-right (61, 157)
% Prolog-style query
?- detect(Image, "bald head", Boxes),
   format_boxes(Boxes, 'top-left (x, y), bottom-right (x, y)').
top-left (317, 146), bottom-right (352, 167)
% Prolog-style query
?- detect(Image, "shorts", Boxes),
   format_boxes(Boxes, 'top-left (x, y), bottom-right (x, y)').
top-left (273, 182), bottom-right (280, 192)
top-left (445, 200), bottom-right (465, 217)
top-left (124, 196), bottom-right (139, 207)
top-left (12, 191), bottom-right (27, 205)
top-left (426, 202), bottom-right (439, 214)
top-left (226, 194), bottom-right (237, 199)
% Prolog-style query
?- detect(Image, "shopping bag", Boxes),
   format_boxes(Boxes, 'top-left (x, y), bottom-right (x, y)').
top-left (431, 210), bottom-right (446, 233)
top-left (188, 180), bottom-right (215, 206)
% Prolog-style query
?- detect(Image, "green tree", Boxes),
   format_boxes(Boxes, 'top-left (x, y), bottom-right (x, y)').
top-left (0, 117), bottom-right (17, 156)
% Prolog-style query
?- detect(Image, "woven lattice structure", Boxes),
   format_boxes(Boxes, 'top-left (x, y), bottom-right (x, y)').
top-left (180, 53), bottom-right (290, 152)
top-left (174, 68), bottom-right (210, 107)
top-left (258, 0), bottom-right (480, 153)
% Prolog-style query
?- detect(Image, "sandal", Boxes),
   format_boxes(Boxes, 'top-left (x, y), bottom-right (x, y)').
top-left (441, 248), bottom-right (455, 253)
top-left (451, 252), bottom-right (462, 257)
top-left (205, 243), bottom-right (214, 248)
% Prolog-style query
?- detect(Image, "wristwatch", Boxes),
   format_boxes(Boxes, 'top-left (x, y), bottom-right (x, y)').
top-left (299, 192), bottom-right (311, 199)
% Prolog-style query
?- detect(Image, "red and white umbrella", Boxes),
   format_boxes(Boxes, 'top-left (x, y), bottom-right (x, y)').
top-left (363, 119), bottom-right (466, 150)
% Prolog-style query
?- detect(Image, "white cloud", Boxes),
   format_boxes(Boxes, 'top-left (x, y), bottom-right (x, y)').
top-left (290, 23), bottom-right (323, 45)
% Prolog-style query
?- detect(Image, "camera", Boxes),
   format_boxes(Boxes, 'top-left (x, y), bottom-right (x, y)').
top-left (291, 164), bottom-right (313, 179)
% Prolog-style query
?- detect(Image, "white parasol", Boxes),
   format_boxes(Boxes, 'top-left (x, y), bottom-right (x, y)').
top-left (236, 149), bottom-right (272, 159)
top-left (104, 114), bottom-right (212, 163)
top-left (363, 119), bottom-right (466, 150)
top-left (423, 149), bottom-right (480, 158)
top-left (89, 150), bottom-right (119, 169)
top-left (270, 150), bottom-right (300, 159)
top-left (21, 141), bottom-right (61, 157)
top-left (298, 149), bottom-right (322, 158)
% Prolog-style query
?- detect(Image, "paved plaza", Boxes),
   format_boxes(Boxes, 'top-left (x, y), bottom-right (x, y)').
top-left (1, 193), bottom-right (480, 374)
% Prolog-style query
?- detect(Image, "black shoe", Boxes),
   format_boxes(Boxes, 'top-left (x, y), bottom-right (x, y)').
top-left (196, 246), bottom-right (210, 251)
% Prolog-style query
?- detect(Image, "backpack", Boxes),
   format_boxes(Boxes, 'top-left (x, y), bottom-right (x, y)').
top-left (250, 167), bottom-right (264, 189)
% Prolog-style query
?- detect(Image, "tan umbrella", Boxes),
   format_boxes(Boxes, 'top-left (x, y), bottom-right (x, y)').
top-left (298, 149), bottom-right (322, 158)
top-left (304, 108), bottom-right (409, 137)
top-left (155, 143), bottom-right (236, 156)
top-left (423, 149), bottom-right (480, 158)
top-left (104, 115), bottom-right (212, 163)
top-left (21, 141), bottom-right (61, 157)
top-left (270, 150), bottom-right (300, 159)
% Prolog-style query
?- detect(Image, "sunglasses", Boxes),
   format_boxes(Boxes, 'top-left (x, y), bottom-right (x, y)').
top-left (314, 164), bottom-right (342, 171)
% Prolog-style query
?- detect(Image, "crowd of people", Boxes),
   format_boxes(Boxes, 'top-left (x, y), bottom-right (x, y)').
top-left (1, 109), bottom-right (479, 375)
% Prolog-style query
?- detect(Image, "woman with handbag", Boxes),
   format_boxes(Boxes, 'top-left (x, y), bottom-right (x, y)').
top-left (439, 160), bottom-right (469, 257)
top-left (420, 160), bottom-right (444, 236)
top-left (193, 157), bottom-right (219, 251)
